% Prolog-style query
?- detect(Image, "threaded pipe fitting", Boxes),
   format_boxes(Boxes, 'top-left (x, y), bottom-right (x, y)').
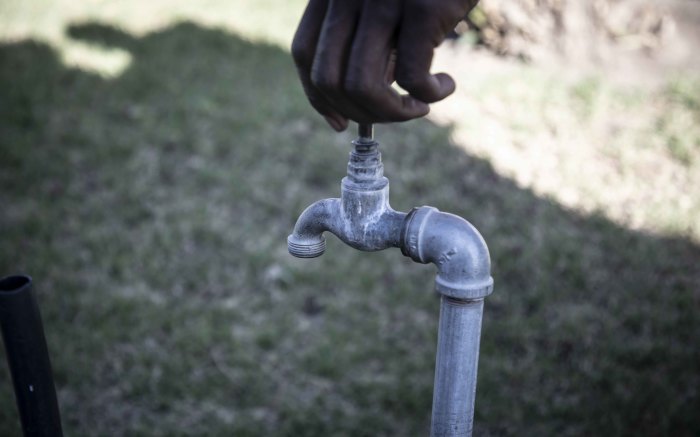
top-left (287, 235), bottom-right (326, 258)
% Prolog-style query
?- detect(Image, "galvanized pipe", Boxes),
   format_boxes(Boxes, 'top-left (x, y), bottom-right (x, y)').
top-left (431, 297), bottom-right (484, 437)
top-left (288, 124), bottom-right (493, 436)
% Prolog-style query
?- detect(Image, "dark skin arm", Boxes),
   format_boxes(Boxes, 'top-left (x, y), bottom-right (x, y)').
top-left (291, 0), bottom-right (480, 131)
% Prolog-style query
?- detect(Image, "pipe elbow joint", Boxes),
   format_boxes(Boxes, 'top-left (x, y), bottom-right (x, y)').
top-left (287, 198), bottom-right (340, 258)
top-left (401, 207), bottom-right (494, 300)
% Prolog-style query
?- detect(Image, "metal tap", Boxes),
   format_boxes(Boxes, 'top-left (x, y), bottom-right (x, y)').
top-left (288, 124), bottom-right (494, 436)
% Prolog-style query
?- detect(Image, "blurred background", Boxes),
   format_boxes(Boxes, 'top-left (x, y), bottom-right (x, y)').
top-left (1, 0), bottom-right (698, 435)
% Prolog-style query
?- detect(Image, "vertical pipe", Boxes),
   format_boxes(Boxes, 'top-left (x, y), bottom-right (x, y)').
top-left (0, 275), bottom-right (63, 437)
top-left (430, 296), bottom-right (484, 437)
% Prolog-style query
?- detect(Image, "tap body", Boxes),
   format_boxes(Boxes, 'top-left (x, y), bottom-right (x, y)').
top-left (288, 130), bottom-right (493, 437)
top-left (288, 136), bottom-right (406, 257)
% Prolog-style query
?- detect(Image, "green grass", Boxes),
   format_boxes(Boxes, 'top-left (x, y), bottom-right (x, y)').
top-left (1, 8), bottom-right (699, 437)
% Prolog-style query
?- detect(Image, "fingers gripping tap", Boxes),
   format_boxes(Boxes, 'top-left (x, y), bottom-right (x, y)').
top-left (292, 0), bottom-right (481, 131)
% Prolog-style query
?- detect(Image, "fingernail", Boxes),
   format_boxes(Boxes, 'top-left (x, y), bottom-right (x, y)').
top-left (435, 73), bottom-right (456, 97)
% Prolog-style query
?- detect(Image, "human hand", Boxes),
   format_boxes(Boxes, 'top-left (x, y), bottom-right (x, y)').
top-left (291, 0), bottom-right (479, 131)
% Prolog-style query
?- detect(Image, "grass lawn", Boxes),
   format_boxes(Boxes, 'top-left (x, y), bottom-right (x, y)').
top-left (1, 2), bottom-right (699, 436)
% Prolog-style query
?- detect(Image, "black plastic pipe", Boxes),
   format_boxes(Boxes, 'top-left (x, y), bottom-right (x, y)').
top-left (0, 275), bottom-right (63, 437)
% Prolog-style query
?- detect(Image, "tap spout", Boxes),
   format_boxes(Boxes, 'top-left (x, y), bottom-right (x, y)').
top-left (287, 184), bottom-right (407, 257)
top-left (287, 198), bottom-right (341, 258)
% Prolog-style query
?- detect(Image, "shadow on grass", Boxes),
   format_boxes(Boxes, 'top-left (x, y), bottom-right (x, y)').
top-left (0, 22), bottom-right (698, 436)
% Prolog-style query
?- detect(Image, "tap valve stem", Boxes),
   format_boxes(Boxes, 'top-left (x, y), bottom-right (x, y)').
top-left (358, 123), bottom-right (373, 142)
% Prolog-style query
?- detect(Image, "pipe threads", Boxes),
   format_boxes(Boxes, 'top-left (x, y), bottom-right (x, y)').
top-left (287, 236), bottom-right (326, 258)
